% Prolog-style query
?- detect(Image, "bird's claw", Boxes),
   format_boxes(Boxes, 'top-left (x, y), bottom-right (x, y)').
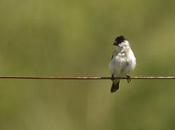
top-left (126, 75), bottom-right (131, 83)
top-left (111, 75), bottom-right (115, 81)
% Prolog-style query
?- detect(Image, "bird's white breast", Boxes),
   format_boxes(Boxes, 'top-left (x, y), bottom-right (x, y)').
top-left (109, 47), bottom-right (136, 76)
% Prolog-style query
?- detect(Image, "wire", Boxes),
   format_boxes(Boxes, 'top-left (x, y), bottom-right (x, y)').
top-left (0, 76), bottom-right (174, 80)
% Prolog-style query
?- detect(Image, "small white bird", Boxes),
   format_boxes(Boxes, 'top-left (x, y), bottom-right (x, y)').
top-left (109, 35), bottom-right (136, 93)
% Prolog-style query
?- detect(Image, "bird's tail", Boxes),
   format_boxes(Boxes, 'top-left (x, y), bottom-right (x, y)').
top-left (111, 80), bottom-right (120, 93)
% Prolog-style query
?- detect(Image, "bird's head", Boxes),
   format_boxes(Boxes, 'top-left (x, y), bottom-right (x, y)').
top-left (113, 35), bottom-right (129, 48)
top-left (113, 35), bottom-right (125, 46)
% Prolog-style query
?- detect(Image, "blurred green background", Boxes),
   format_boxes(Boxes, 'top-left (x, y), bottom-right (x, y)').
top-left (0, 0), bottom-right (175, 130)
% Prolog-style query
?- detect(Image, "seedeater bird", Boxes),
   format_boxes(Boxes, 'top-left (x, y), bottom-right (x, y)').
top-left (109, 35), bottom-right (136, 93)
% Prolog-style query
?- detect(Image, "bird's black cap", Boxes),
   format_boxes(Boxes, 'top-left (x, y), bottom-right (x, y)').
top-left (113, 35), bottom-right (126, 46)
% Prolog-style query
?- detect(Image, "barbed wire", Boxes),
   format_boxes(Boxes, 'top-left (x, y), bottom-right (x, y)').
top-left (0, 76), bottom-right (174, 80)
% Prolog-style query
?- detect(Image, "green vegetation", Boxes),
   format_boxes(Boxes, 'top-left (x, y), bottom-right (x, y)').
top-left (0, 0), bottom-right (175, 129)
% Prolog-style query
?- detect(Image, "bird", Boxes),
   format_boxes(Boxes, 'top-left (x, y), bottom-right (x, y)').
top-left (109, 35), bottom-right (136, 93)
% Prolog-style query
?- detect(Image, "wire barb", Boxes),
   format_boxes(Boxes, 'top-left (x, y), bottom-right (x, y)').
top-left (0, 76), bottom-right (175, 80)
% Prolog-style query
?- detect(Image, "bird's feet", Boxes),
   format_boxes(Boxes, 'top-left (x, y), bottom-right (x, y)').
top-left (111, 74), bottom-right (115, 81)
top-left (126, 75), bottom-right (131, 83)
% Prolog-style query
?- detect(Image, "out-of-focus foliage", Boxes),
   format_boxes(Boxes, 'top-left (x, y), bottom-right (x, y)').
top-left (0, 0), bottom-right (175, 130)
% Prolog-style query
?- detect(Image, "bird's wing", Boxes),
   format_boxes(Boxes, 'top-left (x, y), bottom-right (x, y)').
top-left (111, 49), bottom-right (120, 60)
top-left (109, 49), bottom-right (123, 76)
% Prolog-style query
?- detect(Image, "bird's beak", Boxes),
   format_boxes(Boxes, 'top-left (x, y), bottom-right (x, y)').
top-left (113, 41), bottom-right (118, 46)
